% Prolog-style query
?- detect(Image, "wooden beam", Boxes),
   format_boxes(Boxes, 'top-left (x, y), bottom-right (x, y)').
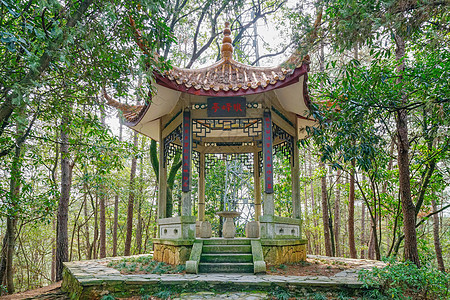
top-left (199, 146), bottom-right (259, 154)
top-left (191, 108), bottom-right (263, 119)
top-left (161, 113), bottom-right (183, 139)
top-left (271, 110), bottom-right (296, 137)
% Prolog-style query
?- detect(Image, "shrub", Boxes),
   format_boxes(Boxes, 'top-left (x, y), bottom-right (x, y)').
top-left (359, 259), bottom-right (450, 300)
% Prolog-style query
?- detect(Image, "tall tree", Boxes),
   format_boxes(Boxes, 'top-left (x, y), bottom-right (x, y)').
top-left (432, 198), bottom-right (445, 272)
top-left (333, 169), bottom-right (341, 256)
top-left (320, 162), bottom-right (332, 256)
top-left (56, 107), bottom-right (72, 281)
top-left (310, 0), bottom-right (449, 266)
top-left (348, 164), bottom-right (357, 259)
top-left (124, 132), bottom-right (139, 256)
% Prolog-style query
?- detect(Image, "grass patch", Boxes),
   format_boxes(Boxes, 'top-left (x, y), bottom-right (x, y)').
top-left (107, 255), bottom-right (185, 275)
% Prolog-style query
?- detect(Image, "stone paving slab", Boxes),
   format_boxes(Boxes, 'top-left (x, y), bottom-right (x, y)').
top-left (62, 254), bottom-right (385, 299)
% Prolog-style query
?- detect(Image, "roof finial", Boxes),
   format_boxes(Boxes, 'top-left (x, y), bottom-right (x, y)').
top-left (221, 22), bottom-right (233, 60)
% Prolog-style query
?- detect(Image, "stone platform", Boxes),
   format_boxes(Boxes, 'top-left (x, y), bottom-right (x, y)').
top-left (62, 255), bottom-right (385, 299)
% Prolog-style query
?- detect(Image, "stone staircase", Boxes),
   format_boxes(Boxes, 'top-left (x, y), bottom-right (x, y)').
top-left (199, 239), bottom-right (254, 273)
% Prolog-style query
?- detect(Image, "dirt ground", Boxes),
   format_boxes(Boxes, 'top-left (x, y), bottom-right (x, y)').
top-left (0, 282), bottom-right (67, 300)
top-left (266, 257), bottom-right (351, 277)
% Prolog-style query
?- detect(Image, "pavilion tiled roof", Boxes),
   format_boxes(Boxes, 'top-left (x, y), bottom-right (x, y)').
top-left (155, 22), bottom-right (310, 95)
top-left (107, 21), bottom-right (310, 124)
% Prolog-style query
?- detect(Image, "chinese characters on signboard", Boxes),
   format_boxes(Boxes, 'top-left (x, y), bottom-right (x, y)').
top-left (263, 111), bottom-right (273, 193)
top-left (207, 97), bottom-right (246, 117)
top-left (182, 111), bottom-right (191, 192)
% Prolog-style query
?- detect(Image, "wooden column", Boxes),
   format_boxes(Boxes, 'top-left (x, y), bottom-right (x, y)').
top-left (263, 111), bottom-right (274, 216)
top-left (253, 151), bottom-right (261, 221)
top-left (292, 131), bottom-right (301, 219)
top-left (158, 119), bottom-right (167, 219)
top-left (198, 152), bottom-right (206, 221)
top-left (181, 110), bottom-right (192, 216)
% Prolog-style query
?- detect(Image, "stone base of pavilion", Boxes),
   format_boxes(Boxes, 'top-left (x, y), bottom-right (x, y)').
top-left (153, 215), bottom-right (308, 268)
top-left (151, 238), bottom-right (307, 266)
top-left (61, 255), bottom-right (386, 300)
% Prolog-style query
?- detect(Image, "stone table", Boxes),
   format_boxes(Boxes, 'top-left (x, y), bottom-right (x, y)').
top-left (217, 211), bottom-right (241, 238)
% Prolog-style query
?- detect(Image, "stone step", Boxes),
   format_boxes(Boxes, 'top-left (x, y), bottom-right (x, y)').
top-left (198, 262), bottom-right (254, 273)
top-left (202, 244), bottom-right (252, 254)
top-left (200, 253), bottom-right (253, 263)
top-left (201, 239), bottom-right (252, 245)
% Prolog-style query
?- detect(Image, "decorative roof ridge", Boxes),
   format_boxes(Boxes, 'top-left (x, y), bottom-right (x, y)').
top-left (102, 88), bottom-right (145, 123)
top-left (129, 18), bottom-right (310, 95)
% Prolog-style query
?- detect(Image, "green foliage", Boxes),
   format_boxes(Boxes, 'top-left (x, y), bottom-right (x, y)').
top-left (310, 293), bottom-right (327, 300)
top-left (359, 259), bottom-right (450, 299)
top-left (108, 256), bottom-right (184, 275)
top-left (153, 289), bottom-right (175, 299)
top-left (268, 286), bottom-right (291, 300)
top-left (100, 295), bottom-right (116, 300)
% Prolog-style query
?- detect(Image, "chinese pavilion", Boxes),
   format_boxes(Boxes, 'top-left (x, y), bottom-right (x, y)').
top-left (106, 22), bottom-right (315, 274)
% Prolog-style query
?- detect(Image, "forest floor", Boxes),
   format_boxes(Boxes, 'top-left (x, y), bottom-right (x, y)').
top-left (0, 282), bottom-right (67, 300)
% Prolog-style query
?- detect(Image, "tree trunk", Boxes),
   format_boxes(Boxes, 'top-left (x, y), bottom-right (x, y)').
top-left (360, 201), bottom-right (366, 259)
top-left (394, 33), bottom-right (420, 267)
top-left (51, 218), bottom-right (56, 281)
top-left (4, 216), bottom-right (16, 294)
top-left (56, 114), bottom-right (72, 281)
top-left (92, 194), bottom-right (98, 259)
top-left (124, 132), bottom-right (139, 256)
top-left (432, 199), bottom-right (445, 272)
top-left (348, 163), bottom-right (357, 259)
top-left (112, 120), bottom-right (123, 256)
top-left (99, 192), bottom-right (106, 258)
top-left (334, 169), bottom-right (341, 256)
top-left (320, 162), bottom-right (332, 256)
top-left (83, 186), bottom-right (91, 260)
top-left (113, 195), bottom-right (119, 256)
top-left (135, 137), bottom-right (144, 254)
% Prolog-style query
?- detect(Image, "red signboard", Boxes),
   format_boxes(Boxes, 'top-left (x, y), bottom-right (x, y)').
top-left (207, 97), bottom-right (246, 117)
top-left (263, 111), bottom-right (273, 193)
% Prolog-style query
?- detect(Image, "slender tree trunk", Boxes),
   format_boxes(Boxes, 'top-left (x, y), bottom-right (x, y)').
top-left (135, 137), bottom-right (144, 254)
top-left (99, 191), bottom-right (106, 258)
top-left (432, 199), bottom-right (445, 272)
top-left (328, 165), bottom-right (335, 256)
top-left (99, 114), bottom-right (107, 258)
top-left (91, 194), bottom-right (98, 259)
top-left (309, 150), bottom-right (317, 254)
top-left (348, 162), bottom-right (357, 259)
top-left (56, 113), bottom-right (72, 281)
top-left (51, 218), bottom-right (56, 281)
top-left (124, 132), bottom-right (139, 256)
top-left (112, 120), bottom-right (122, 256)
top-left (320, 162), bottom-right (332, 256)
top-left (361, 201), bottom-right (366, 259)
top-left (0, 235), bottom-right (7, 290)
top-left (112, 195), bottom-right (119, 256)
top-left (394, 33), bottom-right (420, 267)
top-left (4, 216), bottom-right (16, 294)
top-left (83, 186), bottom-right (91, 260)
top-left (368, 223), bottom-right (375, 259)
top-left (0, 117), bottom-right (28, 293)
top-left (334, 169), bottom-right (341, 256)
